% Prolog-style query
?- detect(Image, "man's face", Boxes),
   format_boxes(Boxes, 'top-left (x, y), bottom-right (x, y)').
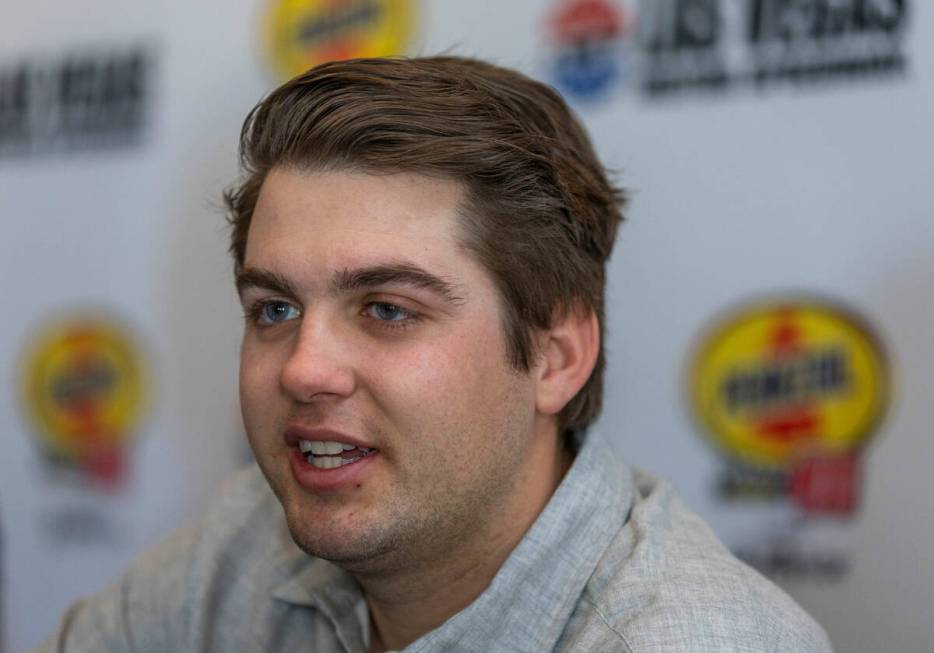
top-left (238, 168), bottom-right (543, 569)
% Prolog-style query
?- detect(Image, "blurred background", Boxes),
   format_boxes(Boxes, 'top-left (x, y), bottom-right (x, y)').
top-left (1, 1), bottom-right (931, 651)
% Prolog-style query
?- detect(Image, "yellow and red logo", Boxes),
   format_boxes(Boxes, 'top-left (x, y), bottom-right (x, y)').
top-left (689, 298), bottom-right (889, 472)
top-left (264, 0), bottom-right (413, 80)
top-left (20, 315), bottom-right (147, 488)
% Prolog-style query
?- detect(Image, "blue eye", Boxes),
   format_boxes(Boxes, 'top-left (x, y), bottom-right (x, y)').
top-left (258, 300), bottom-right (300, 324)
top-left (368, 303), bottom-right (411, 322)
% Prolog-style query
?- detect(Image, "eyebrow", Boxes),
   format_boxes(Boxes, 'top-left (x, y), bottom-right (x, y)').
top-left (236, 268), bottom-right (299, 299)
top-left (331, 263), bottom-right (465, 304)
top-left (236, 263), bottom-right (464, 305)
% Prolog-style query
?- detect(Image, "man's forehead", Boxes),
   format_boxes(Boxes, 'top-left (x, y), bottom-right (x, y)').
top-left (254, 167), bottom-right (468, 225)
top-left (247, 168), bottom-right (469, 250)
top-left (240, 168), bottom-right (485, 296)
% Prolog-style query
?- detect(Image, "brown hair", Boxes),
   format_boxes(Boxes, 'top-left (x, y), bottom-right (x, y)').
top-left (224, 56), bottom-right (624, 443)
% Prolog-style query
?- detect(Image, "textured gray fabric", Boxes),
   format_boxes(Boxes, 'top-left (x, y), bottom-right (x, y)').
top-left (35, 432), bottom-right (833, 652)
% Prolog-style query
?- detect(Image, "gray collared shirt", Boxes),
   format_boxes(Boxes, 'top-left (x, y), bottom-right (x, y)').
top-left (37, 432), bottom-right (833, 652)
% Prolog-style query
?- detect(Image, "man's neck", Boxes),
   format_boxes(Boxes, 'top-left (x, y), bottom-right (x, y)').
top-left (362, 539), bottom-right (507, 652)
top-left (357, 432), bottom-right (573, 652)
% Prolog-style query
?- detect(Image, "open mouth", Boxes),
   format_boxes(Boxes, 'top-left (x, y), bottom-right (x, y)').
top-left (298, 440), bottom-right (376, 470)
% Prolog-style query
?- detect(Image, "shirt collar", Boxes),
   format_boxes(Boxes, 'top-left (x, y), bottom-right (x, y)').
top-left (272, 555), bottom-right (367, 651)
top-left (406, 430), bottom-right (632, 651)
top-left (272, 431), bottom-right (633, 652)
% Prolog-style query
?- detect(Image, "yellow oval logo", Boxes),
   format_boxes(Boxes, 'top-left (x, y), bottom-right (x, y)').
top-left (264, 0), bottom-right (413, 80)
top-left (20, 316), bottom-right (146, 483)
top-left (689, 299), bottom-right (889, 470)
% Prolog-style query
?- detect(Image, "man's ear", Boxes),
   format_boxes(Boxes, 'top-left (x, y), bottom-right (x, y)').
top-left (534, 307), bottom-right (600, 417)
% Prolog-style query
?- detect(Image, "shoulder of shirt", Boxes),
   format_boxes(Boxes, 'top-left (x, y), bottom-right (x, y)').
top-left (199, 463), bottom-right (281, 531)
top-left (143, 461), bottom-right (287, 573)
top-left (569, 469), bottom-right (834, 653)
top-left (140, 463), bottom-right (281, 565)
top-left (174, 462), bottom-right (297, 575)
top-left (119, 465), bottom-right (294, 649)
top-left (34, 465), bottom-right (287, 653)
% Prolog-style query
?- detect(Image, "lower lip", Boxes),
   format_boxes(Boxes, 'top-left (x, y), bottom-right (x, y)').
top-left (288, 447), bottom-right (379, 492)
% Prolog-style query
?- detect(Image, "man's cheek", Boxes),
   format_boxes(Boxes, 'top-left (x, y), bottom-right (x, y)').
top-left (368, 344), bottom-right (461, 390)
top-left (239, 365), bottom-right (283, 432)
top-left (241, 346), bottom-right (283, 388)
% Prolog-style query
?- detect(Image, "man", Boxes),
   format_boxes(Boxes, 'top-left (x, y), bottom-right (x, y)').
top-left (38, 56), bottom-right (832, 652)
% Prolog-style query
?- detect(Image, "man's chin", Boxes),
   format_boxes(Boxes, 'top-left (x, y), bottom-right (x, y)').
top-left (282, 505), bottom-right (397, 568)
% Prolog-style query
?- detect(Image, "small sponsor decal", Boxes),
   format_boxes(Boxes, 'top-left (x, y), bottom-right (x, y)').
top-left (539, 0), bottom-right (910, 102)
top-left (0, 45), bottom-right (153, 158)
top-left (264, 0), bottom-right (413, 80)
top-left (636, 0), bottom-right (728, 96)
top-left (546, 0), bottom-right (632, 100)
top-left (20, 314), bottom-right (147, 490)
top-left (689, 296), bottom-right (890, 578)
top-left (745, 0), bottom-right (908, 87)
top-left (691, 300), bottom-right (888, 480)
top-left (638, 0), bottom-right (909, 97)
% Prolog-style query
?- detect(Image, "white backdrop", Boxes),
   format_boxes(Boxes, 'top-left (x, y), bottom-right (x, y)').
top-left (1, 1), bottom-right (932, 651)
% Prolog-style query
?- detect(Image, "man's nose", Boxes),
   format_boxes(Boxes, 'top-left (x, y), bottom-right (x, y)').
top-left (279, 314), bottom-right (356, 403)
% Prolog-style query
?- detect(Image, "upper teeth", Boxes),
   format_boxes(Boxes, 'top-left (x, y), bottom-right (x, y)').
top-left (298, 440), bottom-right (360, 455)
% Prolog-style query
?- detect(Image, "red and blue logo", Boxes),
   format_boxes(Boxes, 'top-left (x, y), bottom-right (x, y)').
top-left (546, 0), bottom-right (631, 100)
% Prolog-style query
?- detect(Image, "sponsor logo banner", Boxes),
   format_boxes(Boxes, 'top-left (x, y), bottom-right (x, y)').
top-left (0, 45), bottom-right (153, 158)
top-left (20, 313), bottom-right (148, 491)
top-left (688, 296), bottom-right (891, 578)
top-left (546, 0), bottom-right (633, 100)
top-left (639, 0), bottom-right (908, 97)
top-left (264, 0), bottom-right (413, 80)
top-left (544, 0), bottom-right (909, 102)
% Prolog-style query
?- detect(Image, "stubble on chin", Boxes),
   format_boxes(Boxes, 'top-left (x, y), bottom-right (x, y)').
top-left (279, 473), bottom-right (485, 577)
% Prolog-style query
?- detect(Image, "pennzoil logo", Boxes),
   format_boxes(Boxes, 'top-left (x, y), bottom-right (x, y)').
top-left (690, 299), bottom-right (889, 472)
top-left (690, 298), bottom-right (890, 517)
top-left (264, 0), bottom-right (413, 80)
top-left (20, 315), bottom-right (147, 489)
